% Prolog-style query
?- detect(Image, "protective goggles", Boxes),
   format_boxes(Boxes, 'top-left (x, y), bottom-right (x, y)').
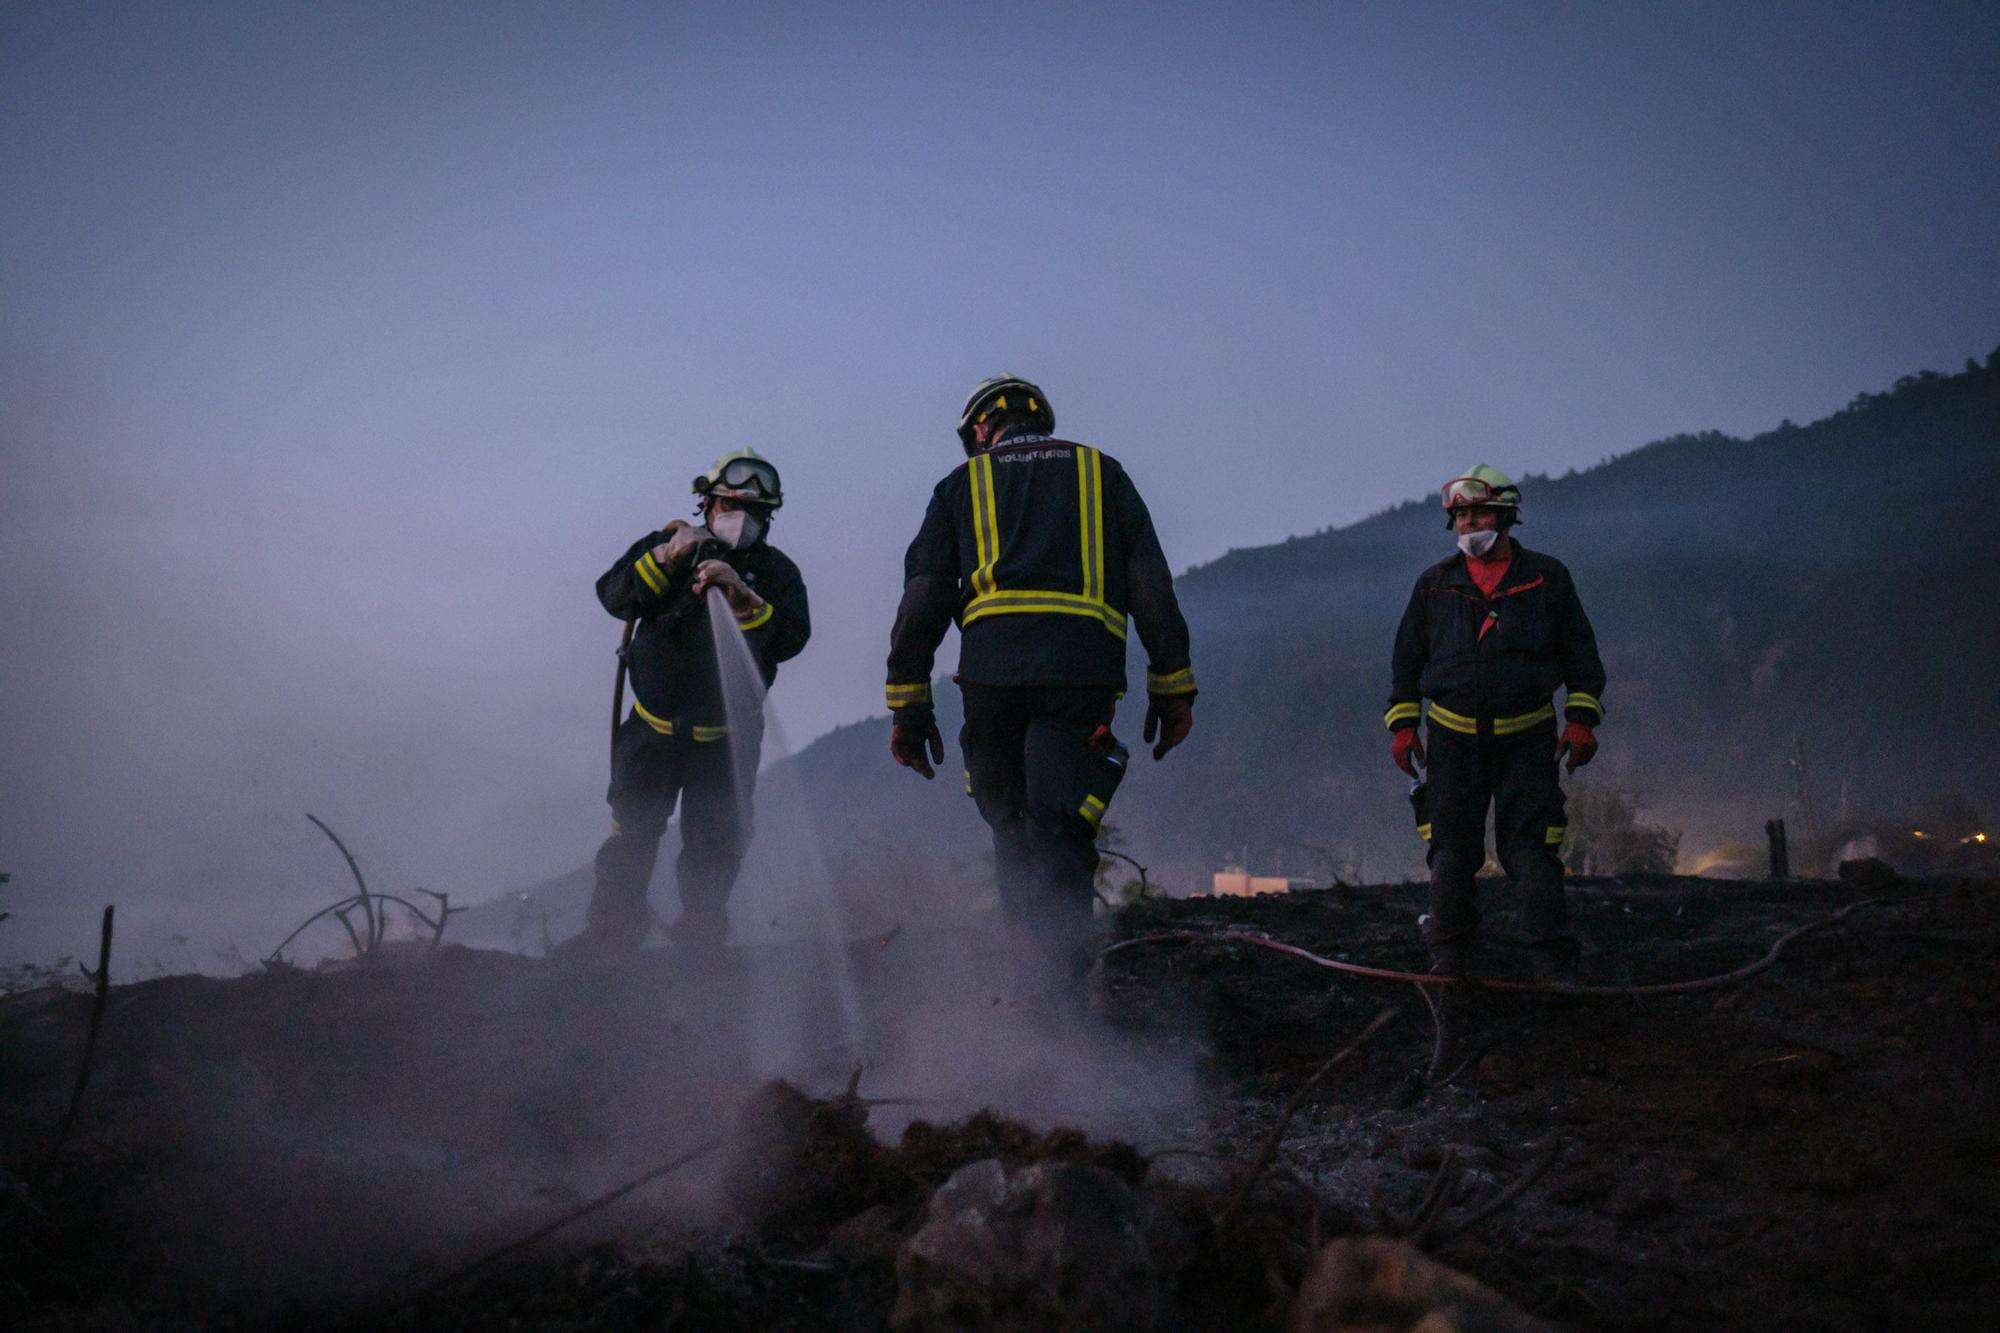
top-left (1440, 476), bottom-right (1515, 509)
top-left (693, 457), bottom-right (781, 501)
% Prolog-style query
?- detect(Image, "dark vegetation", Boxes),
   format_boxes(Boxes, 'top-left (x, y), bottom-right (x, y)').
top-left (5, 872), bottom-right (1996, 1329)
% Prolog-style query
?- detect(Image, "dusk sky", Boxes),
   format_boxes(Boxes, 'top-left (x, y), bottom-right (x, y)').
top-left (4, 1), bottom-right (1997, 967)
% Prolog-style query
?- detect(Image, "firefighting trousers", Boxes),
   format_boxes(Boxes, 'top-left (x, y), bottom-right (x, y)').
top-left (959, 683), bottom-right (1127, 981)
top-left (584, 712), bottom-right (758, 952)
top-left (1420, 718), bottom-right (1571, 959)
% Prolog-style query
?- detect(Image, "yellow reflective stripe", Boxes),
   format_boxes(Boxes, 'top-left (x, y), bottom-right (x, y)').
top-left (1384, 701), bottom-right (1422, 729)
top-left (969, 454), bottom-right (999, 597)
top-left (736, 602), bottom-right (774, 630)
top-left (1565, 691), bottom-right (1604, 720)
top-left (885, 681), bottom-right (933, 708)
top-left (1493, 703), bottom-right (1556, 735)
top-left (1079, 794), bottom-right (1107, 829)
top-left (1422, 700), bottom-right (1555, 735)
top-left (1076, 446), bottom-right (1104, 606)
top-left (1424, 700), bottom-right (1478, 734)
top-left (632, 700), bottom-right (674, 735)
top-left (963, 591), bottom-right (1127, 639)
top-left (1545, 825), bottom-right (1567, 846)
top-left (1147, 666), bottom-right (1197, 696)
top-left (633, 701), bottom-right (725, 741)
top-left (635, 550), bottom-right (668, 595)
top-left (1417, 822), bottom-right (1432, 842)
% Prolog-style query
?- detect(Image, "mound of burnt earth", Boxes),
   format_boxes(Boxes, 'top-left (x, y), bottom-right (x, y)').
top-left (2, 873), bottom-right (1995, 1329)
top-left (1104, 874), bottom-right (2000, 1328)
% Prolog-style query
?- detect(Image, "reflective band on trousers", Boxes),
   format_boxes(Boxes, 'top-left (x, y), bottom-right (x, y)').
top-left (633, 700), bottom-right (727, 741)
top-left (1424, 699), bottom-right (1556, 736)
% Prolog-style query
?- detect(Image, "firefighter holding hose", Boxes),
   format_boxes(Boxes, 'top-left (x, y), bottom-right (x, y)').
top-left (1386, 465), bottom-right (1605, 993)
top-left (887, 376), bottom-right (1197, 995)
top-left (565, 449), bottom-right (810, 958)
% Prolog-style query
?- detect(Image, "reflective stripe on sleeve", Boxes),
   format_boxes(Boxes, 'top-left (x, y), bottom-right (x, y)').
top-left (736, 602), bottom-right (774, 630)
top-left (1565, 691), bottom-right (1604, 722)
top-left (1384, 701), bottom-right (1422, 730)
top-left (635, 550), bottom-right (669, 595)
top-left (885, 681), bottom-right (933, 710)
top-left (1147, 666), bottom-right (1197, 696)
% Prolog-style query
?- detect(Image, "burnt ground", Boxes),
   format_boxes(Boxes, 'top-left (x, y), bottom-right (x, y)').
top-left (1, 873), bottom-right (1996, 1330)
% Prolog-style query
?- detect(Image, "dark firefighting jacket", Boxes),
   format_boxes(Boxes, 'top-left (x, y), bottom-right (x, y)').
top-left (1385, 542), bottom-right (1604, 739)
top-left (886, 435), bottom-right (1195, 709)
top-left (597, 531), bottom-right (810, 740)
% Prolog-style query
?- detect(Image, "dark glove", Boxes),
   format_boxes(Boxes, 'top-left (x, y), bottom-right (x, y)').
top-left (1391, 725), bottom-right (1425, 778)
top-left (1555, 721), bottom-right (1597, 773)
top-left (890, 706), bottom-right (944, 780)
top-left (1142, 694), bottom-right (1193, 761)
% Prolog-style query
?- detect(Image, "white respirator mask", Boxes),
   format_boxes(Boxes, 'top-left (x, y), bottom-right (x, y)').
top-left (1457, 528), bottom-right (1502, 560)
top-left (708, 509), bottom-right (765, 550)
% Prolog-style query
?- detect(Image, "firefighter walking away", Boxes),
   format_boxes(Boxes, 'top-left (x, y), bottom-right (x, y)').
top-left (887, 375), bottom-right (1196, 1001)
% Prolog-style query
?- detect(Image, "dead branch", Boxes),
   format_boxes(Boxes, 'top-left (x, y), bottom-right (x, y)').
top-left (1103, 898), bottom-right (1885, 999)
top-left (1426, 1139), bottom-right (1565, 1247)
top-left (268, 890), bottom-right (456, 964)
top-left (306, 813), bottom-right (377, 949)
top-left (406, 1134), bottom-right (727, 1304)
top-left (42, 905), bottom-right (114, 1176)
top-left (1394, 1147), bottom-right (1462, 1243)
top-left (332, 904), bottom-right (366, 957)
top-left (1218, 1006), bottom-right (1399, 1235)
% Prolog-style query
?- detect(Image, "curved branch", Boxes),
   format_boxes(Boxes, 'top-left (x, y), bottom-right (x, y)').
top-left (267, 896), bottom-right (366, 963)
top-left (1097, 848), bottom-right (1151, 897)
top-left (306, 814), bottom-right (376, 947)
top-left (1102, 898), bottom-right (1884, 998)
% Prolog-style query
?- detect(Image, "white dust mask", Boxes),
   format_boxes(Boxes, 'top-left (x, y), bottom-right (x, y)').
top-left (709, 509), bottom-right (764, 550)
top-left (1457, 529), bottom-right (1502, 560)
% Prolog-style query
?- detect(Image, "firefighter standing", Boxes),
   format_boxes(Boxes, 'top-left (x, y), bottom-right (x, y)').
top-left (888, 376), bottom-right (1196, 987)
top-left (1386, 465), bottom-right (1605, 983)
top-left (569, 449), bottom-right (810, 956)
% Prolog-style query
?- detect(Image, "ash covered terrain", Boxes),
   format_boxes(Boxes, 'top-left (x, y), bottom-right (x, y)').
top-left (4, 872), bottom-right (1994, 1330)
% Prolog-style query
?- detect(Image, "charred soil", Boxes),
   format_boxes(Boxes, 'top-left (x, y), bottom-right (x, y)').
top-left (2, 874), bottom-right (1995, 1330)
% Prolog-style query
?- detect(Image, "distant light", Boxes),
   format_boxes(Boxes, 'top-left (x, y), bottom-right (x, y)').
top-left (1912, 830), bottom-right (1927, 838)
top-left (1977, 833), bottom-right (1989, 844)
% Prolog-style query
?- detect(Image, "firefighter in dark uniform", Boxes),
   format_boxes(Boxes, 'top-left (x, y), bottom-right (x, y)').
top-left (570, 449), bottom-right (810, 956)
top-left (1386, 465), bottom-right (1605, 984)
top-left (887, 376), bottom-right (1196, 988)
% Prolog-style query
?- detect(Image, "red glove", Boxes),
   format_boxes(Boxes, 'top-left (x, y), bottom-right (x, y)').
top-left (890, 709), bottom-right (944, 780)
top-left (1143, 694), bottom-right (1193, 760)
top-left (1555, 721), bottom-right (1597, 772)
top-left (1391, 726), bottom-right (1425, 777)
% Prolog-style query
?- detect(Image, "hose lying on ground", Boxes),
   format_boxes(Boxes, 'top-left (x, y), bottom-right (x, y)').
top-left (1099, 897), bottom-right (1885, 998)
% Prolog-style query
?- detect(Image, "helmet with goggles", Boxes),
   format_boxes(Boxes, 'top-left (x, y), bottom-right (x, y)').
top-left (692, 448), bottom-right (783, 510)
top-left (1439, 464), bottom-right (1521, 528)
top-left (957, 375), bottom-right (1054, 456)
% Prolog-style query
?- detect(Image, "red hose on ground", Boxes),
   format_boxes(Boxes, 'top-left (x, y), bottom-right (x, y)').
top-left (1099, 898), bottom-right (1883, 998)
